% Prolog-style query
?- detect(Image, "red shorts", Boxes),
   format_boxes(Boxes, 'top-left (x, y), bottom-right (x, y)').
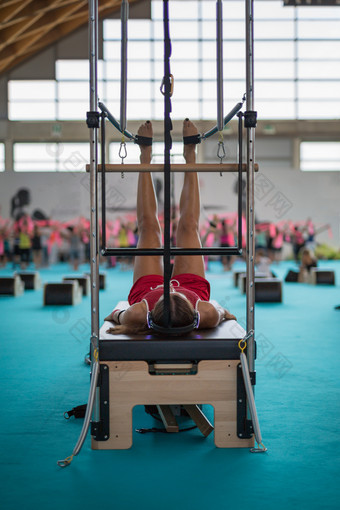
top-left (128, 273), bottom-right (210, 306)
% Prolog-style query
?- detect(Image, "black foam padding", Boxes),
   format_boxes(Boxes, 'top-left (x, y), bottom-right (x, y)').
top-left (100, 338), bottom-right (241, 362)
top-left (16, 272), bottom-right (37, 290)
top-left (255, 278), bottom-right (282, 303)
top-left (0, 277), bottom-right (15, 295)
top-left (233, 270), bottom-right (245, 287)
top-left (285, 270), bottom-right (299, 282)
top-left (314, 270), bottom-right (335, 285)
top-left (44, 283), bottom-right (74, 305)
top-left (63, 277), bottom-right (88, 295)
top-left (84, 272), bottom-right (106, 290)
top-left (99, 320), bottom-right (246, 361)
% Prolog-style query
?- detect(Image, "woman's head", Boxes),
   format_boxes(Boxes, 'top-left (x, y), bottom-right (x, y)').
top-left (151, 293), bottom-right (197, 332)
top-left (302, 248), bottom-right (315, 262)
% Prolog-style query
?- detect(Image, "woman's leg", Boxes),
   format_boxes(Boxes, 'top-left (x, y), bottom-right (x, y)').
top-left (133, 121), bottom-right (163, 283)
top-left (172, 119), bottom-right (205, 279)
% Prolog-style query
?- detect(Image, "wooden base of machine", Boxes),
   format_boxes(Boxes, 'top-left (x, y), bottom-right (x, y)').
top-left (91, 359), bottom-right (254, 450)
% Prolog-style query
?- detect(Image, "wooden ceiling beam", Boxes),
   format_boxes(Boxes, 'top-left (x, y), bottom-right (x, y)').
top-left (19, 1), bottom-right (88, 37)
top-left (0, 1), bottom-right (87, 60)
top-left (0, 0), bottom-right (34, 24)
top-left (0, 0), bottom-right (143, 76)
top-left (0, 0), bottom-right (76, 29)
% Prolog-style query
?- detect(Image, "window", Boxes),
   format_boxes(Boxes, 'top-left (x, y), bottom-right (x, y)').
top-left (0, 143), bottom-right (4, 171)
top-left (7, 1), bottom-right (340, 122)
top-left (13, 143), bottom-right (89, 172)
top-left (300, 142), bottom-right (340, 171)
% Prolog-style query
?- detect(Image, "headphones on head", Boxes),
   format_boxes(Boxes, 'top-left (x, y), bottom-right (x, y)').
top-left (147, 310), bottom-right (200, 336)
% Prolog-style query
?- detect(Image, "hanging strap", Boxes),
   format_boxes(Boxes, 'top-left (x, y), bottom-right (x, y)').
top-left (238, 332), bottom-right (267, 453)
top-left (162, 0), bottom-right (172, 329)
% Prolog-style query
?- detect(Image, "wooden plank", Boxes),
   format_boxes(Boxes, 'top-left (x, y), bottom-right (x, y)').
top-left (86, 163), bottom-right (259, 173)
top-left (182, 405), bottom-right (214, 438)
top-left (156, 405), bottom-right (179, 433)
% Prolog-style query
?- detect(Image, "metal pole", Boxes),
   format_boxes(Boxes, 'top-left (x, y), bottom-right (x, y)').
top-left (120, 0), bottom-right (129, 134)
top-left (245, 0), bottom-right (255, 372)
top-left (216, 0), bottom-right (224, 132)
top-left (89, 0), bottom-right (100, 421)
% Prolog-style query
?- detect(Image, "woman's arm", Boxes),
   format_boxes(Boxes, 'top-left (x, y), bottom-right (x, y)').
top-left (104, 302), bottom-right (147, 327)
top-left (197, 301), bottom-right (236, 329)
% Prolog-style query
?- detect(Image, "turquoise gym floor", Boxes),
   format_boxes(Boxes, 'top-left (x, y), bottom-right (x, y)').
top-left (1, 259), bottom-right (340, 510)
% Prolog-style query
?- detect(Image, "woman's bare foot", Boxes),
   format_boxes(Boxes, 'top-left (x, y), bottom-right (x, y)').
top-left (138, 121), bottom-right (153, 164)
top-left (183, 118), bottom-right (198, 163)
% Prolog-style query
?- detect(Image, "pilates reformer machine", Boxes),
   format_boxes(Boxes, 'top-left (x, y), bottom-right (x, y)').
top-left (58, 0), bottom-right (266, 467)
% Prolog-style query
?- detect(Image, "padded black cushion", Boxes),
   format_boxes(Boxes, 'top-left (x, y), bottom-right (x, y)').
top-left (99, 320), bottom-right (248, 361)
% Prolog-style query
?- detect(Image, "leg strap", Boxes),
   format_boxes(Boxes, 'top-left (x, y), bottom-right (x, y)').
top-left (183, 134), bottom-right (201, 145)
top-left (134, 135), bottom-right (153, 146)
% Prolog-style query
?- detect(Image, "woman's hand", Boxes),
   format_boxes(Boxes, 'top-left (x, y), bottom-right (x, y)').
top-left (104, 309), bottom-right (123, 323)
top-left (223, 309), bottom-right (236, 321)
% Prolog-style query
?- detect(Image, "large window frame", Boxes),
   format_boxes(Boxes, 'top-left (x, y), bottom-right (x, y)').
top-left (7, 0), bottom-right (340, 123)
top-left (300, 141), bottom-right (340, 172)
top-left (13, 142), bottom-right (89, 172)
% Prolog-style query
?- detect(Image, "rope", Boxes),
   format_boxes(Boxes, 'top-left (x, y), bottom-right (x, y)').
top-left (57, 354), bottom-right (100, 468)
top-left (239, 331), bottom-right (267, 453)
top-left (162, 0), bottom-right (172, 329)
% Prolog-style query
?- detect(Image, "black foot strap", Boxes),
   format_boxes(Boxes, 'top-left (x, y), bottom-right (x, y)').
top-left (183, 134), bottom-right (201, 145)
top-left (64, 404), bottom-right (87, 419)
top-left (134, 135), bottom-right (153, 146)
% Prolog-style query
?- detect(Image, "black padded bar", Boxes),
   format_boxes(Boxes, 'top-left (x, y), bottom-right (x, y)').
top-left (102, 246), bottom-right (242, 256)
top-left (237, 112), bottom-right (243, 248)
top-left (99, 338), bottom-right (242, 361)
top-left (101, 111), bottom-right (107, 248)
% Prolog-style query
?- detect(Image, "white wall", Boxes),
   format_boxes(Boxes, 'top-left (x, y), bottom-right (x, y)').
top-left (1, 136), bottom-right (339, 248)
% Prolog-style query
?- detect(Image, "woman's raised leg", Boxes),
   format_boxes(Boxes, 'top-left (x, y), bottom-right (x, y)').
top-left (172, 119), bottom-right (205, 278)
top-left (133, 121), bottom-right (163, 283)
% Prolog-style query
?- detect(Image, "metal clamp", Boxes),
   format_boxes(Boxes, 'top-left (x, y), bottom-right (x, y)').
top-left (86, 111), bottom-right (100, 129)
top-left (160, 74), bottom-right (174, 97)
top-left (244, 110), bottom-right (257, 128)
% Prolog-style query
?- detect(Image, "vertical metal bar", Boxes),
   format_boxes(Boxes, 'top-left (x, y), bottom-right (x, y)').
top-left (237, 112), bottom-right (243, 250)
top-left (120, 0), bottom-right (129, 134)
top-left (245, 0), bottom-right (255, 372)
top-left (101, 112), bottom-right (106, 249)
top-left (216, 0), bottom-right (224, 132)
top-left (89, 0), bottom-right (100, 421)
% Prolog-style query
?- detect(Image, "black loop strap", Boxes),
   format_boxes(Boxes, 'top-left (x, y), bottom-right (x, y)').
top-left (64, 404), bottom-right (87, 420)
top-left (134, 135), bottom-right (153, 146)
top-left (183, 134), bottom-right (201, 145)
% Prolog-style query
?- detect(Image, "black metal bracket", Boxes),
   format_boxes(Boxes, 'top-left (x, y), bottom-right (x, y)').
top-left (237, 362), bottom-right (253, 439)
top-left (91, 364), bottom-right (110, 441)
top-left (244, 110), bottom-right (257, 128)
top-left (86, 111), bottom-right (101, 129)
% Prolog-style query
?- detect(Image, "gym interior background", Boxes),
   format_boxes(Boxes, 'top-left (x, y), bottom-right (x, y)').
top-left (0, 1), bottom-right (339, 510)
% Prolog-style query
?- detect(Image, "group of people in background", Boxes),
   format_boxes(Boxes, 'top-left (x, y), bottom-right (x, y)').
top-left (0, 212), bottom-right (331, 274)
top-left (0, 214), bottom-right (90, 271)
